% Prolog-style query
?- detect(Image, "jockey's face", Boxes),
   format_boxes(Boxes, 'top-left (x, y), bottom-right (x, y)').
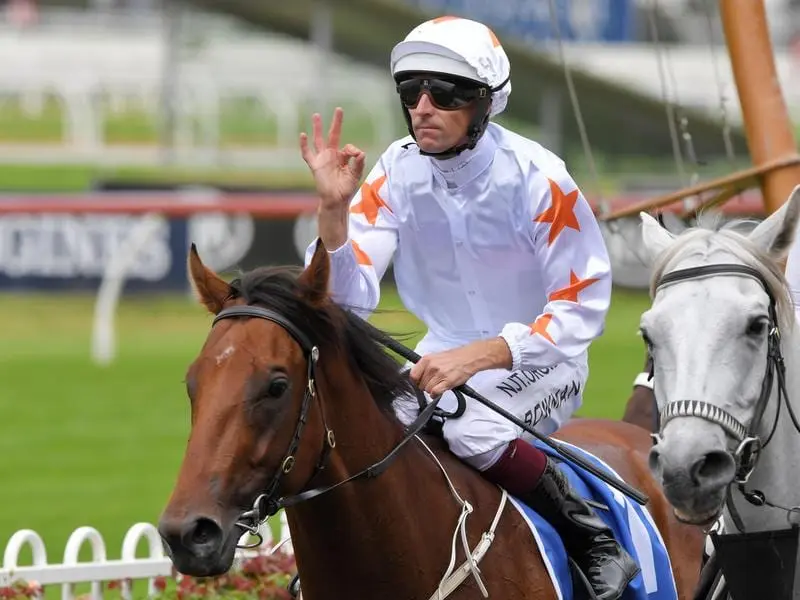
top-left (410, 96), bottom-right (475, 154)
top-left (402, 79), bottom-right (478, 155)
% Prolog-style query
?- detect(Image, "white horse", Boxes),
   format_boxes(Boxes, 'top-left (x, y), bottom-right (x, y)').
top-left (639, 186), bottom-right (800, 536)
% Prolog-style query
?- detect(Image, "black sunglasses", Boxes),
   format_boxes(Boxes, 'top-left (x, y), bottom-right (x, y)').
top-left (396, 77), bottom-right (488, 111)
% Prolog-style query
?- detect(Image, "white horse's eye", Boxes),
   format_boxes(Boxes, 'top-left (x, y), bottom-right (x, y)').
top-left (745, 317), bottom-right (769, 338)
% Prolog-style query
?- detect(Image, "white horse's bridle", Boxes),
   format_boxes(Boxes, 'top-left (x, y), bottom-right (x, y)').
top-left (648, 262), bottom-right (800, 532)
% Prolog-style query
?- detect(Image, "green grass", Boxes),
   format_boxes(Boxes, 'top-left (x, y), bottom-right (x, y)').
top-left (0, 284), bottom-right (650, 568)
top-left (0, 97), bottom-right (390, 149)
top-left (0, 163), bottom-right (318, 192)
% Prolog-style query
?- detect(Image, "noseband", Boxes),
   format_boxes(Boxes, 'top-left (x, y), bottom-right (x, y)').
top-left (649, 263), bottom-right (799, 529)
top-left (210, 304), bottom-right (444, 548)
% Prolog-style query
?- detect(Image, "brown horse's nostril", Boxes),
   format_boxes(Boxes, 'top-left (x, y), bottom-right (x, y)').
top-left (182, 517), bottom-right (224, 555)
top-left (159, 516), bottom-right (224, 559)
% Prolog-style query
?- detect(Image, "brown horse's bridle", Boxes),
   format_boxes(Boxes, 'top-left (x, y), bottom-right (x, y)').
top-left (210, 304), bottom-right (444, 548)
top-left (648, 263), bottom-right (800, 531)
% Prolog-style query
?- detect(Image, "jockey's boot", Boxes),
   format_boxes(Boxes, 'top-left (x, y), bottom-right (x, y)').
top-left (522, 456), bottom-right (641, 600)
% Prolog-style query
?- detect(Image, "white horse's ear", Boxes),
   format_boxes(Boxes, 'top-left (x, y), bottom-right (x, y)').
top-left (748, 185), bottom-right (800, 260)
top-left (640, 211), bottom-right (677, 264)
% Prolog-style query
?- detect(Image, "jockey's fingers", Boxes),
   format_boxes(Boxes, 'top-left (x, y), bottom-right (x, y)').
top-left (312, 112), bottom-right (325, 153)
top-left (352, 151), bottom-right (366, 179)
top-left (408, 361), bottom-right (424, 384)
top-left (429, 380), bottom-right (450, 399)
top-left (327, 107), bottom-right (343, 149)
top-left (338, 144), bottom-right (361, 168)
top-left (418, 371), bottom-right (436, 393)
top-left (418, 367), bottom-right (441, 395)
top-left (341, 143), bottom-right (360, 156)
top-left (299, 132), bottom-right (314, 165)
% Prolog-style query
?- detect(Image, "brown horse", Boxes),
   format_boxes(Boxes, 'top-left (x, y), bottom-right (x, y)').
top-left (158, 241), bottom-right (704, 600)
top-left (622, 354), bottom-right (659, 433)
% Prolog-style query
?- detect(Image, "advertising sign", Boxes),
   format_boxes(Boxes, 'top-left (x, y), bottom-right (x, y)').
top-left (0, 211), bottom-right (258, 294)
top-left (0, 213), bottom-right (184, 292)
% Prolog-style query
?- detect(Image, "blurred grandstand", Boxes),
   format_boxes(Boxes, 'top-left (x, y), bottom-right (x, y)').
top-left (1, 0), bottom-right (798, 171)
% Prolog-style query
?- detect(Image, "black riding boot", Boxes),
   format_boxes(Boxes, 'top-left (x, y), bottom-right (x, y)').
top-left (522, 457), bottom-right (641, 600)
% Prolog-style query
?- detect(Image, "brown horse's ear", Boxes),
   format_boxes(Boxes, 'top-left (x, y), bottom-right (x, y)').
top-left (298, 238), bottom-right (330, 305)
top-left (187, 243), bottom-right (232, 314)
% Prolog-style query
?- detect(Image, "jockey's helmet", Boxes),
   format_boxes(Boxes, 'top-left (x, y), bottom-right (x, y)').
top-left (389, 16), bottom-right (512, 158)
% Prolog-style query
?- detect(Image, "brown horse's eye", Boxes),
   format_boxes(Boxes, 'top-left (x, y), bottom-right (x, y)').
top-left (266, 378), bottom-right (289, 399)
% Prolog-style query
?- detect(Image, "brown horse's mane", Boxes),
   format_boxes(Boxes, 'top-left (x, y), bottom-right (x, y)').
top-left (228, 264), bottom-right (416, 417)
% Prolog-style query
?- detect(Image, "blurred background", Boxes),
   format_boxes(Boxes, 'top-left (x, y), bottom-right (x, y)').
top-left (0, 0), bottom-right (798, 592)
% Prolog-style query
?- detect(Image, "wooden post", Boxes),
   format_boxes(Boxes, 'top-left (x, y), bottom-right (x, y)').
top-left (719, 0), bottom-right (800, 215)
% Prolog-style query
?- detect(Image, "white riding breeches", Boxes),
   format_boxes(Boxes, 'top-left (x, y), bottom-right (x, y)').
top-left (392, 354), bottom-right (589, 471)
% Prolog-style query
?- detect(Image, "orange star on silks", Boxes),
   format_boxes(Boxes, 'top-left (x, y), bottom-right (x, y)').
top-left (351, 240), bottom-right (372, 266)
top-left (530, 314), bottom-right (555, 345)
top-left (533, 179), bottom-right (581, 246)
top-left (351, 175), bottom-right (391, 226)
top-left (548, 270), bottom-right (599, 303)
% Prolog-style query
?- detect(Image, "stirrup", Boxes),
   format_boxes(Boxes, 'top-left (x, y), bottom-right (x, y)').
top-left (288, 573), bottom-right (301, 598)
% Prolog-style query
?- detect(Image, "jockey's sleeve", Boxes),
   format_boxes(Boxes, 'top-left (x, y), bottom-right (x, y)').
top-left (303, 158), bottom-right (399, 318)
top-left (498, 170), bottom-right (612, 371)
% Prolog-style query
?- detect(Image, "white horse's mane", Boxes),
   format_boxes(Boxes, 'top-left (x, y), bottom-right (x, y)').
top-left (648, 213), bottom-right (796, 331)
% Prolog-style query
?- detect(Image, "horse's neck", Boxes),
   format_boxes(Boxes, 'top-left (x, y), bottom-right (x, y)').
top-left (725, 321), bottom-right (800, 532)
top-left (284, 370), bottom-right (480, 597)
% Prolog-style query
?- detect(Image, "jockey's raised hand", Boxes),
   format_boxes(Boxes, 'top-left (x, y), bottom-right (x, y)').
top-left (300, 107), bottom-right (366, 250)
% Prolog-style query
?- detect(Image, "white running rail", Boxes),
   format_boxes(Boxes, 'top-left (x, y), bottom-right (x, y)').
top-left (0, 515), bottom-right (293, 600)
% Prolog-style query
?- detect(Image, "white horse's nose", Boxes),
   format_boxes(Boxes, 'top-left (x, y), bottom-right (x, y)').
top-left (648, 437), bottom-right (736, 523)
top-left (651, 446), bottom-right (735, 490)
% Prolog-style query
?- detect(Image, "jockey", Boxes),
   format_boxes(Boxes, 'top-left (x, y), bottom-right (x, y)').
top-left (300, 16), bottom-right (640, 600)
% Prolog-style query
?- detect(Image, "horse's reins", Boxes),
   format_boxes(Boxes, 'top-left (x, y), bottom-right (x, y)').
top-left (648, 263), bottom-right (800, 534)
top-left (211, 301), bottom-right (650, 548)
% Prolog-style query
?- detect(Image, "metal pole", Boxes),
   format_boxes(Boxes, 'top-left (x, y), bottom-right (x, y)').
top-left (539, 87), bottom-right (562, 156)
top-left (310, 0), bottom-right (333, 116)
top-left (160, 0), bottom-right (182, 165)
top-left (719, 0), bottom-right (800, 215)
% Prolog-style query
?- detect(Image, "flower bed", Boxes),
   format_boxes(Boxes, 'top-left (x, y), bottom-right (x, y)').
top-left (0, 551), bottom-right (297, 600)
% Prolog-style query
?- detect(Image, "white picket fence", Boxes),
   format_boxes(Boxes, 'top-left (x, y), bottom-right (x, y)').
top-left (0, 514), bottom-right (293, 599)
